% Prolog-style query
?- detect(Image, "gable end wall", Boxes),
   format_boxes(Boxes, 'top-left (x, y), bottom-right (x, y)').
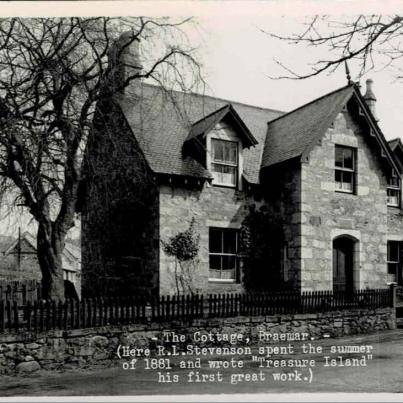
top-left (81, 100), bottom-right (159, 297)
top-left (300, 110), bottom-right (390, 290)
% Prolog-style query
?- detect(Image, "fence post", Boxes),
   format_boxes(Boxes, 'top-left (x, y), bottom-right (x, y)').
top-left (26, 301), bottom-right (32, 331)
top-left (0, 300), bottom-right (4, 333)
top-left (6, 300), bottom-right (11, 330)
top-left (390, 283), bottom-right (397, 308)
top-left (13, 300), bottom-right (18, 331)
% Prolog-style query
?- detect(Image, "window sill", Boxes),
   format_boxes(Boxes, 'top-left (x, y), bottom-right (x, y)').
top-left (387, 205), bottom-right (402, 211)
top-left (335, 189), bottom-right (355, 195)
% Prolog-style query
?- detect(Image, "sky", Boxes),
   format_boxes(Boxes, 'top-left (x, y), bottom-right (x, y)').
top-left (2, 6), bottom-right (403, 237)
top-left (186, 15), bottom-right (403, 141)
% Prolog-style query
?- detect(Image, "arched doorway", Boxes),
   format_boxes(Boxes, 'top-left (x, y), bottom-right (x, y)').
top-left (333, 237), bottom-right (356, 294)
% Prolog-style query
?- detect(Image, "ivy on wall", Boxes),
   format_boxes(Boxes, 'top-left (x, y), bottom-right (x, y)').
top-left (240, 204), bottom-right (284, 291)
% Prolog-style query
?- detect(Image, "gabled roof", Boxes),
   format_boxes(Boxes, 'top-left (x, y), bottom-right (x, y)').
top-left (352, 86), bottom-right (401, 175)
top-left (117, 81), bottom-right (399, 184)
top-left (262, 85), bottom-right (355, 168)
top-left (262, 83), bottom-right (400, 176)
top-left (117, 84), bottom-right (283, 184)
top-left (3, 232), bottom-right (81, 266)
top-left (186, 104), bottom-right (258, 147)
top-left (388, 137), bottom-right (403, 173)
top-left (389, 137), bottom-right (403, 152)
top-left (4, 232), bottom-right (37, 255)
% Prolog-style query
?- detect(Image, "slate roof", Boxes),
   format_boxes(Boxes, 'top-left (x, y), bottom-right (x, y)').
top-left (186, 104), bottom-right (258, 147)
top-left (262, 85), bottom-right (355, 168)
top-left (117, 82), bottom-right (397, 184)
top-left (118, 84), bottom-right (283, 184)
top-left (186, 104), bottom-right (231, 141)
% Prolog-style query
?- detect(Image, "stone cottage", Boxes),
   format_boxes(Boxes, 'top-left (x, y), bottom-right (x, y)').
top-left (80, 34), bottom-right (403, 297)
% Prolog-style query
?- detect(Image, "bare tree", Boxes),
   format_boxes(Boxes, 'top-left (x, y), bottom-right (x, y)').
top-left (263, 15), bottom-right (403, 79)
top-left (0, 17), bottom-right (203, 300)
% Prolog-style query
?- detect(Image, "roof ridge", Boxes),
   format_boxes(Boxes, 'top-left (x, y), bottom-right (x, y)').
top-left (266, 84), bottom-right (354, 127)
top-left (141, 82), bottom-right (284, 115)
top-left (190, 104), bottom-right (230, 127)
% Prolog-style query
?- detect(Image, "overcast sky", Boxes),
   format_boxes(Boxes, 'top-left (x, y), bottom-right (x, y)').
top-left (3, 6), bottom-right (403, 237)
top-left (184, 15), bottom-right (403, 141)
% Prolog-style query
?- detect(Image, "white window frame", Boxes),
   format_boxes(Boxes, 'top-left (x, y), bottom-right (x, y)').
top-left (208, 227), bottom-right (239, 283)
top-left (387, 241), bottom-right (400, 283)
top-left (387, 170), bottom-right (401, 207)
top-left (211, 139), bottom-right (238, 187)
top-left (206, 122), bottom-right (243, 190)
top-left (335, 145), bottom-right (356, 194)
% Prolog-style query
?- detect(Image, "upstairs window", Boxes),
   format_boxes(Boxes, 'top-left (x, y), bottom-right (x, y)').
top-left (209, 228), bottom-right (239, 281)
top-left (387, 170), bottom-right (401, 207)
top-left (211, 139), bottom-right (238, 187)
top-left (335, 145), bottom-right (356, 193)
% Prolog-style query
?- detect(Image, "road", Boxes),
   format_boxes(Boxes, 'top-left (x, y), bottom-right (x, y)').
top-left (1, 329), bottom-right (403, 397)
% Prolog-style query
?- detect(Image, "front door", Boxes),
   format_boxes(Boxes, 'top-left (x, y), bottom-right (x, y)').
top-left (333, 237), bottom-right (354, 294)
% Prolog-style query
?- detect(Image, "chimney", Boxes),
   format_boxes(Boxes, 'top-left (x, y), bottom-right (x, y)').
top-left (107, 31), bottom-right (143, 95)
top-left (364, 78), bottom-right (378, 121)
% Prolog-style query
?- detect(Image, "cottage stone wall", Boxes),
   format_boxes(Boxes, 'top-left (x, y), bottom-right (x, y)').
top-left (262, 161), bottom-right (302, 290)
top-left (300, 109), bottom-right (390, 290)
top-left (387, 208), bottom-right (403, 240)
top-left (159, 184), bottom-right (259, 295)
top-left (81, 100), bottom-right (160, 297)
top-left (0, 307), bottom-right (395, 375)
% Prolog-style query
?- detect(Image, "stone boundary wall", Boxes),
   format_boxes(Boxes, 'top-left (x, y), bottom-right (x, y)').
top-left (0, 307), bottom-right (395, 375)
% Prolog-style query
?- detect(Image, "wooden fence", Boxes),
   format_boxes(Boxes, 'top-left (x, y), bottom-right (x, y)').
top-left (0, 288), bottom-right (392, 333)
top-left (0, 280), bottom-right (41, 304)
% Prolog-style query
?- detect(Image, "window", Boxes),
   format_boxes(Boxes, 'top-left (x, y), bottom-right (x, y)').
top-left (387, 241), bottom-right (400, 282)
top-left (211, 139), bottom-right (238, 187)
top-left (209, 228), bottom-right (239, 281)
top-left (63, 271), bottom-right (75, 282)
top-left (335, 146), bottom-right (356, 193)
top-left (387, 170), bottom-right (401, 207)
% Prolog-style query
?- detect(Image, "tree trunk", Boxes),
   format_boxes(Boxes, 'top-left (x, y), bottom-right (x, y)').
top-left (37, 222), bottom-right (65, 301)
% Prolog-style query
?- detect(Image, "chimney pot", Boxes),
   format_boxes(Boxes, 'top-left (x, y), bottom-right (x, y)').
top-left (364, 78), bottom-right (378, 121)
top-left (107, 31), bottom-right (143, 95)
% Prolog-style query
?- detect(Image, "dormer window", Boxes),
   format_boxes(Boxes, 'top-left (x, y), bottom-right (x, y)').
top-left (387, 170), bottom-right (401, 207)
top-left (184, 104), bottom-right (258, 188)
top-left (211, 139), bottom-right (238, 187)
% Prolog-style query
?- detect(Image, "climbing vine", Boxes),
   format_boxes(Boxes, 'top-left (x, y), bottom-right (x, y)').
top-left (163, 218), bottom-right (200, 294)
top-left (239, 204), bottom-right (284, 291)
